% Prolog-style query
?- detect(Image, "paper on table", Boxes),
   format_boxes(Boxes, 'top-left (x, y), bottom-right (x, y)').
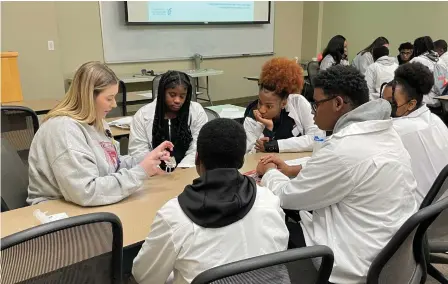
top-left (136, 92), bottom-right (153, 99)
top-left (108, 116), bottom-right (133, 129)
top-left (34, 209), bottom-right (69, 224)
top-left (285, 156), bottom-right (311, 167)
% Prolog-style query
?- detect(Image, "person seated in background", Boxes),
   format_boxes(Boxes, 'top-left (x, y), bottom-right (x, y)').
top-left (352, 36), bottom-right (389, 75)
top-left (410, 36), bottom-right (442, 109)
top-left (132, 118), bottom-right (289, 284)
top-left (396, 42), bottom-right (414, 65)
top-left (381, 62), bottom-right (448, 205)
top-left (434, 39), bottom-right (448, 67)
top-left (319, 35), bottom-right (349, 71)
top-left (129, 71), bottom-right (207, 170)
top-left (365, 46), bottom-right (398, 100)
top-left (243, 57), bottom-right (324, 154)
top-left (27, 62), bottom-right (173, 206)
top-left (256, 65), bottom-right (418, 283)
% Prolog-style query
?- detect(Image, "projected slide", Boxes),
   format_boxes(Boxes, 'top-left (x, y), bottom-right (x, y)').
top-left (126, 1), bottom-right (270, 24)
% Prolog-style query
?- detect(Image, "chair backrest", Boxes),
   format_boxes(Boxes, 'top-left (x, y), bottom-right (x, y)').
top-left (204, 108), bottom-right (220, 122)
top-left (307, 61), bottom-right (320, 87)
top-left (1, 137), bottom-right (29, 211)
top-left (1, 212), bottom-right (123, 284)
top-left (152, 73), bottom-right (196, 101)
top-left (1, 105), bottom-right (39, 164)
top-left (191, 246), bottom-right (334, 284)
top-left (366, 197), bottom-right (448, 284)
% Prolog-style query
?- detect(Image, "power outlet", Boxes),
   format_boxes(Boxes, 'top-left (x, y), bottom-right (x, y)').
top-left (48, 40), bottom-right (55, 51)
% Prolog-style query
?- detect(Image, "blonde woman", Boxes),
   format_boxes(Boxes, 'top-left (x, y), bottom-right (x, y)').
top-left (27, 61), bottom-right (173, 206)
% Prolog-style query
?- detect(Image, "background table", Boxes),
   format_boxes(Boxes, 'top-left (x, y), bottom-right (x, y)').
top-left (1, 152), bottom-right (311, 247)
top-left (1, 99), bottom-right (60, 115)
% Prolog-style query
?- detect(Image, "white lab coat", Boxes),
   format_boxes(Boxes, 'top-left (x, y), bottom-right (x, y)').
top-left (393, 105), bottom-right (448, 205)
top-left (410, 53), bottom-right (441, 107)
top-left (244, 94), bottom-right (324, 154)
top-left (365, 56), bottom-right (398, 100)
top-left (320, 54), bottom-right (350, 71)
top-left (352, 52), bottom-right (374, 75)
top-left (129, 100), bottom-right (207, 168)
top-left (261, 100), bottom-right (418, 283)
top-left (439, 52), bottom-right (448, 68)
top-left (132, 186), bottom-right (289, 284)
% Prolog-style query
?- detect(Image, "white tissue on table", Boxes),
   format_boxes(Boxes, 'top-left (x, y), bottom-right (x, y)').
top-left (219, 108), bottom-right (245, 119)
top-left (285, 156), bottom-right (311, 167)
top-left (108, 116), bottom-right (133, 129)
top-left (33, 209), bottom-right (69, 224)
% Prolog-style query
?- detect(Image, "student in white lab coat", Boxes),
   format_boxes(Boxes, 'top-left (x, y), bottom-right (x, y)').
top-left (27, 62), bottom-right (173, 206)
top-left (319, 35), bottom-right (349, 71)
top-left (132, 118), bottom-right (289, 284)
top-left (129, 71), bottom-right (207, 170)
top-left (243, 57), bottom-right (323, 154)
top-left (365, 46), bottom-right (398, 100)
top-left (410, 36), bottom-right (442, 109)
top-left (352, 36), bottom-right (389, 75)
top-left (256, 65), bottom-right (418, 283)
top-left (381, 62), bottom-right (448, 205)
top-left (434, 39), bottom-right (448, 67)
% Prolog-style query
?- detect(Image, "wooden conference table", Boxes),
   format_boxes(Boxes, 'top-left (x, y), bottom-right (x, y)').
top-left (1, 152), bottom-right (311, 247)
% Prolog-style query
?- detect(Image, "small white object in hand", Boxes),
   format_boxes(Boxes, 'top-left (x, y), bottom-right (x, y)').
top-left (165, 156), bottom-right (177, 173)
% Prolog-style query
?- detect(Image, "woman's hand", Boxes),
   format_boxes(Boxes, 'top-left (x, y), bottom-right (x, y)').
top-left (139, 141), bottom-right (174, 177)
top-left (253, 110), bottom-right (273, 131)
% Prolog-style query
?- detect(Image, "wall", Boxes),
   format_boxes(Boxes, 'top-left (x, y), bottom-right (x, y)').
top-left (1, 1), bottom-right (304, 102)
top-left (320, 1), bottom-right (448, 61)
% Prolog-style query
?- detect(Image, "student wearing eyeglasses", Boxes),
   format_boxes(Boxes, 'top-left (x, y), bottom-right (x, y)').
top-left (256, 65), bottom-right (418, 283)
top-left (396, 42), bottom-right (414, 65)
top-left (243, 57), bottom-right (323, 154)
top-left (381, 62), bottom-right (448, 205)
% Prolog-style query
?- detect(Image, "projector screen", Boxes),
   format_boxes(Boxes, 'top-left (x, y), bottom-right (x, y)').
top-left (125, 1), bottom-right (271, 24)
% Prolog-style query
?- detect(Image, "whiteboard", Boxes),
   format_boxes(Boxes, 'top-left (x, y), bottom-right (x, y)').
top-left (99, 1), bottom-right (275, 63)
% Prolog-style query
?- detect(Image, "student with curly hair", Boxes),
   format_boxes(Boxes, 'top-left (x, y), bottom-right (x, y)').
top-left (243, 57), bottom-right (323, 155)
top-left (396, 42), bottom-right (414, 65)
top-left (129, 71), bottom-right (207, 170)
top-left (257, 65), bottom-right (418, 283)
top-left (381, 62), bottom-right (448, 204)
top-left (352, 36), bottom-right (389, 75)
top-left (319, 35), bottom-right (349, 71)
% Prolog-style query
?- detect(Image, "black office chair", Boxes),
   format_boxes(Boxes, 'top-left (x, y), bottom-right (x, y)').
top-left (366, 197), bottom-right (448, 284)
top-left (204, 108), bottom-right (219, 122)
top-left (1, 105), bottom-right (39, 165)
top-left (1, 138), bottom-right (29, 212)
top-left (302, 61), bottom-right (320, 103)
top-left (1, 212), bottom-right (123, 284)
top-left (191, 246), bottom-right (334, 284)
top-left (419, 164), bottom-right (448, 283)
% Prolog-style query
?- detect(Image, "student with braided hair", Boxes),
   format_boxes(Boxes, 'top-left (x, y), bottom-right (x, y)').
top-left (129, 71), bottom-right (207, 170)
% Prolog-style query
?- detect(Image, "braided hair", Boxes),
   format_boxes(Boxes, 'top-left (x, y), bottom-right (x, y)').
top-left (152, 71), bottom-right (193, 163)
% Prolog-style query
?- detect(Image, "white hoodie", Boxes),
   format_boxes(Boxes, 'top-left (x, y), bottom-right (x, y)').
top-left (410, 52), bottom-right (441, 107)
top-left (27, 116), bottom-right (148, 206)
top-left (365, 56), bottom-right (398, 100)
top-left (352, 52), bottom-right (374, 75)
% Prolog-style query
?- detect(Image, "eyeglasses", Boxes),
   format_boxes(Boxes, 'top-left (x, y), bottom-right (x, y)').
top-left (310, 96), bottom-right (338, 112)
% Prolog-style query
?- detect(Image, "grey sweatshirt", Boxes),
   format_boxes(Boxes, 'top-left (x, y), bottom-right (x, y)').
top-left (27, 116), bottom-right (148, 206)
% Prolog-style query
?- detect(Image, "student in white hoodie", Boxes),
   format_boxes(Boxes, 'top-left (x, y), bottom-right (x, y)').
top-left (410, 36), bottom-right (442, 108)
top-left (132, 118), bottom-right (289, 284)
top-left (434, 39), bottom-right (448, 68)
top-left (256, 65), bottom-right (418, 283)
top-left (129, 71), bottom-right (207, 170)
top-left (365, 46), bottom-right (398, 100)
top-left (319, 35), bottom-right (349, 71)
top-left (381, 62), bottom-right (448, 205)
top-left (352, 36), bottom-right (389, 75)
top-left (243, 57), bottom-right (323, 155)
top-left (27, 62), bottom-right (173, 206)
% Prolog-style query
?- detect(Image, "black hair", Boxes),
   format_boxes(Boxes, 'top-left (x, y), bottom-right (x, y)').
top-left (384, 62), bottom-right (434, 108)
top-left (313, 65), bottom-right (369, 108)
top-left (152, 70), bottom-right (193, 161)
top-left (398, 42), bottom-right (414, 51)
top-left (359, 37), bottom-right (389, 55)
top-left (321, 35), bottom-right (346, 65)
top-left (372, 46), bottom-right (390, 61)
top-left (434, 39), bottom-right (447, 53)
top-left (197, 118), bottom-right (246, 170)
top-left (413, 36), bottom-right (435, 57)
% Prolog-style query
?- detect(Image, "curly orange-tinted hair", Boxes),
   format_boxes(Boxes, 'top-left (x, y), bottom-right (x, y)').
top-left (259, 57), bottom-right (304, 98)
